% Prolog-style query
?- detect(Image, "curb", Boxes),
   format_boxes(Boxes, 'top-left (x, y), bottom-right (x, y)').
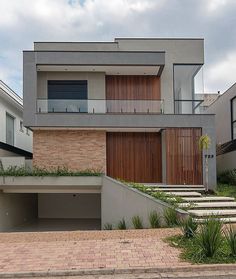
top-left (1, 265), bottom-right (236, 278)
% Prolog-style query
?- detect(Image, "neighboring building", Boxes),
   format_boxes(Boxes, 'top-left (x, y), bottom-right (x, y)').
top-left (0, 80), bottom-right (32, 159)
top-left (196, 93), bottom-right (220, 112)
top-left (23, 38), bottom-right (216, 188)
top-left (206, 83), bottom-right (236, 173)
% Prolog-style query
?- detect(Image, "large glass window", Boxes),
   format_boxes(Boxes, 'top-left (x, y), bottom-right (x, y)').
top-left (231, 97), bottom-right (236, 140)
top-left (47, 80), bottom-right (88, 112)
top-left (173, 64), bottom-right (203, 114)
top-left (6, 113), bottom-right (14, 146)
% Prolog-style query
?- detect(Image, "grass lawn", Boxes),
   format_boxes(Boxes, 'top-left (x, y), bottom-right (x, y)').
top-left (166, 234), bottom-right (236, 264)
top-left (216, 184), bottom-right (236, 199)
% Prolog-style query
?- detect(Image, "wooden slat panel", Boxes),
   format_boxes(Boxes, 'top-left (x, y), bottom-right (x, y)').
top-left (106, 76), bottom-right (160, 100)
top-left (165, 128), bottom-right (203, 185)
top-left (107, 132), bottom-right (162, 183)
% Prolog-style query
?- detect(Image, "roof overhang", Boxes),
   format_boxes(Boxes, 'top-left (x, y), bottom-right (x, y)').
top-left (27, 50), bottom-right (165, 76)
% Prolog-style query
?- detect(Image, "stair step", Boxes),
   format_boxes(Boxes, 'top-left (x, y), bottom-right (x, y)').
top-left (144, 184), bottom-right (204, 188)
top-left (194, 217), bottom-right (236, 224)
top-left (179, 202), bottom-right (236, 209)
top-left (189, 209), bottom-right (236, 217)
top-left (168, 191), bottom-right (202, 197)
top-left (183, 196), bottom-right (235, 202)
top-left (151, 188), bottom-right (205, 192)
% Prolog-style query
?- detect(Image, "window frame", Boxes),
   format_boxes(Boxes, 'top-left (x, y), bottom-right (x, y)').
top-left (231, 96), bottom-right (236, 140)
top-left (6, 112), bottom-right (15, 146)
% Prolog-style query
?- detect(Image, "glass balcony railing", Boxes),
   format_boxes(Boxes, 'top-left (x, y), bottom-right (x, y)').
top-left (37, 99), bottom-right (165, 114)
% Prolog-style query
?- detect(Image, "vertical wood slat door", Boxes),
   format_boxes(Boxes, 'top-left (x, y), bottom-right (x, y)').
top-left (165, 128), bottom-right (203, 185)
top-left (107, 132), bottom-right (162, 183)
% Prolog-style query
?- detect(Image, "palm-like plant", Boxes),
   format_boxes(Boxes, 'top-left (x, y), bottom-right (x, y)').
top-left (199, 134), bottom-right (211, 192)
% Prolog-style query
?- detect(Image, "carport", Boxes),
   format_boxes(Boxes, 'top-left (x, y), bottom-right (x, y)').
top-left (0, 176), bottom-right (102, 232)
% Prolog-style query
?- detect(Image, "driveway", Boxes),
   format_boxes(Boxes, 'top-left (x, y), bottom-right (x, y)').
top-left (0, 228), bottom-right (188, 274)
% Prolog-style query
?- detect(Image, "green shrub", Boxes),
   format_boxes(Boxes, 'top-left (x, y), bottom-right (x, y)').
top-left (148, 210), bottom-right (161, 228)
top-left (224, 225), bottom-right (236, 256)
top-left (132, 215), bottom-right (143, 229)
top-left (117, 218), bottom-right (127, 230)
top-left (180, 216), bottom-right (198, 238)
top-left (217, 169), bottom-right (236, 185)
top-left (164, 208), bottom-right (179, 227)
top-left (103, 223), bottom-right (113, 230)
top-left (0, 166), bottom-right (102, 177)
top-left (196, 217), bottom-right (223, 258)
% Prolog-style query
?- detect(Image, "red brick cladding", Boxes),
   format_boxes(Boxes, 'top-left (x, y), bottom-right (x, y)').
top-left (33, 130), bottom-right (106, 172)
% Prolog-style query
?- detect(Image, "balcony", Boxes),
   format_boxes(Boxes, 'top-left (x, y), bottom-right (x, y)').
top-left (37, 99), bottom-right (165, 114)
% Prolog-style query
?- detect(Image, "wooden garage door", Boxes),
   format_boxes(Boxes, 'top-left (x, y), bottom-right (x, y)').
top-left (107, 132), bottom-right (162, 183)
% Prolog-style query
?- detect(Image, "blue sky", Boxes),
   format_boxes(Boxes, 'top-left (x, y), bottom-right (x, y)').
top-left (0, 0), bottom-right (236, 96)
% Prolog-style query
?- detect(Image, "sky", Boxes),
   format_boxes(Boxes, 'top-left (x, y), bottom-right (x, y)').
top-left (0, 0), bottom-right (236, 97)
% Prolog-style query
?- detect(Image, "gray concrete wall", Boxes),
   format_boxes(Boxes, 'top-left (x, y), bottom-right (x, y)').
top-left (116, 39), bottom-right (204, 113)
top-left (101, 176), bottom-right (188, 229)
top-left (0, 193), bottom-right (37, 231)
top-left (206, 83), bottom-right (236, 144)
top-left (217, 150), bottom-right (236, 173)
top-left (38, 193), bottom-right (101, 219)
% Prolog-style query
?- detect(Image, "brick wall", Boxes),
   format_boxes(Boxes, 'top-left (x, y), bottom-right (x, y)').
top-left (33, 130), bottom-right (106, 172)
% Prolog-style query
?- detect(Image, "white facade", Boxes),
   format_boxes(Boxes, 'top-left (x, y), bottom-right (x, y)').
top-left (0, 80), bottom-right (32, 154)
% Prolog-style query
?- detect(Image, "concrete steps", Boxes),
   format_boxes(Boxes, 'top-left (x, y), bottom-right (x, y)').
top-left (179, 202), bottom-right (236, 209)
top-left (167, 191), bottom-right (202, 197)
top-left (182, 196), bottom-right (235, 202)
top-left (195, 217), bottom-right (236, 223)
top-left (143, 184), bottom-right (236, 223)
top-left (151, 187), bottom-right (205, 192)
top-left (188, 209), bottom-right (236, 217)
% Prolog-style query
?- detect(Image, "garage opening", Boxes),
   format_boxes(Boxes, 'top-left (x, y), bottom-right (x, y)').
top-left (2, 193), bottom-right (101, 232)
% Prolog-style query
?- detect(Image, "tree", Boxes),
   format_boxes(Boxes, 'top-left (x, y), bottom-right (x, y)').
top-left (199, 134), bottom-right (211, 192)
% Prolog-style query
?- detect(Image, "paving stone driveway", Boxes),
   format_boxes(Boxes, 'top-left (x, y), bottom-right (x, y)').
top-left (0, 228), bottom-right (189, 274)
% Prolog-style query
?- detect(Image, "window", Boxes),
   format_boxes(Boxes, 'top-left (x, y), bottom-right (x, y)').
top-left (20, 121), bottom-right (24, 132)
top-left (6, 113), bottom-right (14, 146)
top-left (173, 64), bottom-right (203, 114)
top-left (231, 97), bottom-right (236, 140)
top-left (47, 80), bottom-right (88, 113)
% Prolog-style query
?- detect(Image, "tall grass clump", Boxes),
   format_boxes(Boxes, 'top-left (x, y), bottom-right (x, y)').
top-left (148, 211), bottom-right (161, 228)
top-left (224, 225), bottom-right (236, 256)
top-left (196, 217), bottom-right (223, 258)
top-left (103, 223), bottom-right (113, 230)
top-left (132, 215), bottom-right (143, 229)
top-left (117, 218), bottom-right (127, 230)
top-left (180, 216), bottom-right (198, 238)
top-left (164, 208), bottom-right (179, 227)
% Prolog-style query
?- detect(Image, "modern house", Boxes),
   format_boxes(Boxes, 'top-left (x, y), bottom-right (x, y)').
top-left (23, 38), bottom-right (216, 187)
top-left (0, 38), bottom-right (217, 232)
top-left (206, 83), bottom-right (236, 173)
top-left (0, 80), bottom-right (32, 163)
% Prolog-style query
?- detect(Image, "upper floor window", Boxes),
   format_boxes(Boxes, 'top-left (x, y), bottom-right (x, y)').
top-left (6, 113), bottom-right (14, 146)
top-left (173, 64), bottom-right (203, 114)
top-left (231, 97), bottom-right (236, 140)
top-left (47, 80), bottom-right (88, 113)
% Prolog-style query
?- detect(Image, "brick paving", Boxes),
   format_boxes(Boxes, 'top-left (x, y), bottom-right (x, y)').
top-left (0, 228), bottom-right (190, 274)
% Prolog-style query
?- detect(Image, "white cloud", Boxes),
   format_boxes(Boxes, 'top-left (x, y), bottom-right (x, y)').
top-left (207, 0), bottom-right (230, 12)
top-left (205, 51), bottom-right (236, 93)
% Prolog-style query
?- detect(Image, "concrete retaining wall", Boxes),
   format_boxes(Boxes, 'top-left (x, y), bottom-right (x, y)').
top-left (101, 176), bottom-right (188, 229)
top-left (0, 193), bottom-right (37, 231)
